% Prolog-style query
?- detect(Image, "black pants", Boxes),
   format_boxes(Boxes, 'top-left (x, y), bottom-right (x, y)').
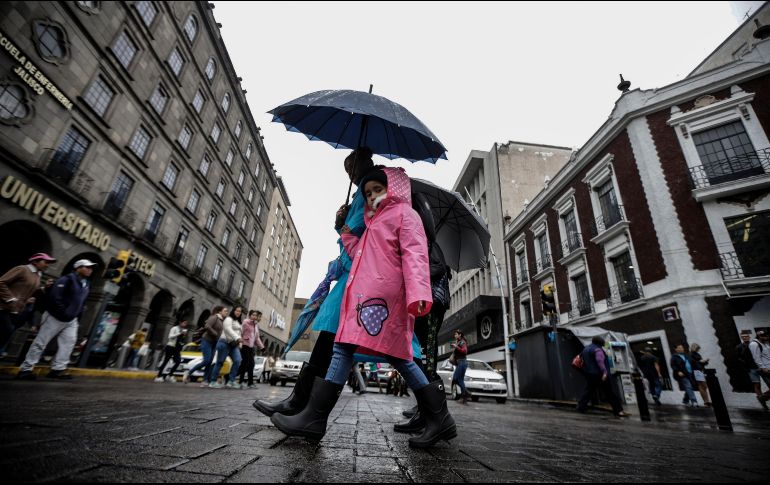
top-left (0, 310), bottom-right (19, 352)
top-left (577, 373), bottom-right (624, 414)
top-left (157, 345), bottom-right (181, 378)
top-left (239, 346), bottom-right (256, 385)
top-left (414, 303), bottom-right (446, 382)
top-left (308, 330), bottom-right (336, 371)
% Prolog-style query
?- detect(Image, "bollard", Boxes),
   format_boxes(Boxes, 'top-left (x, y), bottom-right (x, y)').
top-left (705, 368), bottom-right (733, 432)
top-left (631, 372), bottom-right (651, 422)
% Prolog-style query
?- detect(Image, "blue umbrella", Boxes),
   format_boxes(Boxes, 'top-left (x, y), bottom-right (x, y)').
top-left (269, 89), bottom-right (448, 164)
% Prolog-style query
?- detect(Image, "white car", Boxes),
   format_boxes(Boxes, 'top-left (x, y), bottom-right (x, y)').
top-left (253, 356), bottom-right (266, 382)
top-left (271, 351), bottom-right (311, 386)
top-left (437, 358), bottom-right (508, 404)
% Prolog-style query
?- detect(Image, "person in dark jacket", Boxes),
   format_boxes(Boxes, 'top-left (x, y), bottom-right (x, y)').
top-left (576, 336), bottom-right (629, 417)
top-left (670, 343), bottom-right (698, 406)
top-left (16, 259), bottom-right (95, 380)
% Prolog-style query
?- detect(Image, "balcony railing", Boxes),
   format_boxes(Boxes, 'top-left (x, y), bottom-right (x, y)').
top-left (720, 250), bottom-right (770, 280)
top-left (590, 205), bottom-right (626, 237)
top-left (103, 193), bottom-right (125, 219)
top-left (568, 298), bottom-right (595, 320)
top-left (535, 254), bottom-right (552, 273)
top-left (688, 148), bottom-right (770, 190)
top-left (607, 278), bottom-right (644, 308)
top-left (516, 270), bottom-right (529, 286)
top-left (561, 232), bottom-right (583, 256)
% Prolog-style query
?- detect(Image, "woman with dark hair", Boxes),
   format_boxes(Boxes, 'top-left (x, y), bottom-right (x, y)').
top-left (184, 306), bottom-right (227, 387)
top-left (451, 330), bottom-right (470, 404)
top-left (211, 305), bottom-right (244, 389)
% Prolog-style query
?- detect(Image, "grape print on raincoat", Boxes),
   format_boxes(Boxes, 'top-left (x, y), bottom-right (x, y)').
top-left (336, 167), bottom-right (433, 362)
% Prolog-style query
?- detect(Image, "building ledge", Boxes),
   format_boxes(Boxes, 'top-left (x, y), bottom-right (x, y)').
top-left (607, 298), bottom-right (647, 313)
top-left (590, 221), bottom-right (630, 246)
top-left (692, 173), bottom-right (770, 202)
top-left (559, 247), bottom-right (586, 266)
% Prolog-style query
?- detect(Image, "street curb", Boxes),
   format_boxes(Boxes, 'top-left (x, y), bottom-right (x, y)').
top-left (509, 396), bottom-right (615, 414)
top-left (0, 365), bottom-right (158, 380)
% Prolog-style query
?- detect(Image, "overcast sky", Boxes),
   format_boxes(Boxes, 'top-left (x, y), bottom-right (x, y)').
top-left (212, 1), bottom-right (764, 298)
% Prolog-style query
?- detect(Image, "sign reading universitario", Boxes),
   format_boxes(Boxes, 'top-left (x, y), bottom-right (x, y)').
top-left (0, 29), bottom-right (73, 110)
top-left (1, 175), bottom-right (110, 251)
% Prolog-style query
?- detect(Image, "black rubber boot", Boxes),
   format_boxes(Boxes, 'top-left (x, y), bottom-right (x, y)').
top-left (409, 380), bottom-right (457, 448)
top-left (252, 362), bottom-right (323, 417)
top-left (394, 410), bottom-right (426, 433)
top-left (402, 404), bottom-right (418, 418)
top-left (270, 377), bottom-right (343, 441)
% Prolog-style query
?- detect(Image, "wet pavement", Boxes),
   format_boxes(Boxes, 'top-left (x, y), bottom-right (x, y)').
top-left (1, 376), bottom-right (768, 482)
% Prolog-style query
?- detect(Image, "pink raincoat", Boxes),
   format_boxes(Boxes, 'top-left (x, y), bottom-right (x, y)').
top-left (336, 167), bottom-right (433, 361)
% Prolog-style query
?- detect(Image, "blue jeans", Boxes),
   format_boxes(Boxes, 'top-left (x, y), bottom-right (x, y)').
top-left (453, 359), bottom-right (468, 395)
top-left (679, 377), bottom-right (698, 404)
top-left (326, 343), bottom-right (429, 390)
top-left (211, 340), bottom-right (242, 383)
top-left (648, 377), bottom-right (662, 400)
top-left (188, 339), bottom-right (216, 382)
top-left (125, 349), bottom-right (139, 368)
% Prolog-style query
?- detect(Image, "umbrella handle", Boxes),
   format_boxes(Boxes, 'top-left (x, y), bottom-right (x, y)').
top-left (346, 179), bottom-right (354, 205)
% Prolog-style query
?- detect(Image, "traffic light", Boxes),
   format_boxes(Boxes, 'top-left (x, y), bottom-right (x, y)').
top-left (541, 283), bottom-right (556, 316)
top-left (104, 250), bottom-right (131, 283)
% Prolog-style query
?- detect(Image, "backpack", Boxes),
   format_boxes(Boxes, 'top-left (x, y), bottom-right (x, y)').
top-left (412, 191), bottom-right (449, 283)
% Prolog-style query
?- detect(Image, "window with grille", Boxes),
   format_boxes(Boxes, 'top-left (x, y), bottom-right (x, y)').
top-left (186, 189), bottom-right (200, 213)
top-left (184, 15), bottom-right (198, 42)
top-left (225, 149), bottom-right (234, 167)
top-left (205, 211), bottom-right (217, 232)
top-left (537, 233), bottom-right (550, 269)
top-left (211, 123), bottom-right (221, 143)
top-left (234, 120), bottom-right (242, 139)
top-left (572, 273), bottom-right (591, 316)
top-left (597, 179), bottom-right (621, 227)
top-left (167, 48), bottom-right (184, 77)
top-left (161, 163), bottom-right (178, 190)
top-left (178, 124), bottom-right (192, 150)
top-left (205, 58), bottom-right (216, 80)
top-left (134, 1), bottom-right (157, 27)
top-left (104, 172), bottom-right (134, 217)
top-left (128, 126), bottom-right (151, 159)
top-left (611, 251), bottom-right (639, 302)
top-left (213, 259), bottom-right (223, 281)
top-left (245, 143), bottom-right (252, 159)
top-left (248, 186), bottom-right (255, 204)
top-left (0, 84), bottom-right (28, 121)
top-left (229, 199), bottom-right (238, 217)
top-left (222, 93), bottom-right (230, 113)
top-left (149, 84), bottom-right (168, 114)
top-left (257, 203), bottom-right (263, 218)
top-left (112, 32), bottom-right (136, 69)
top-left (226, 272), bottom-right (235, 292)
top-left (216, 179), bottom-right (226, 198)
top-left (34, 21), bottom-right (67, 61)
top-left (199, 155), bottom-right (211, 176)
top-left (693, 120), bottom-right (762, 185)
top-left (48, 127), bottom-right (90, 182)
top-left (254, 162), bottom-right (260, 178)
top-left (562, 209), bottom-right (580, 251)
top-left (84, 76), bottom-right (113, 117)
top-left (173, 227), bottom-right (189, 259)
top-left (192, 90), bottom-right (205, 113)
top-left (238, 170), bottom-right (245, 187)
top-left (145, 204), bottom-right (165, 238)
top-left (195, 244), bottom-right (208, 269)
top-left (235, 242), bottom-right (242, 261)
top-left (222, 228), bottom-right (231, 247)
top-left (241, 215), bottom-right (248, 230)
top-left (237, 280), bottom-right (245, 298)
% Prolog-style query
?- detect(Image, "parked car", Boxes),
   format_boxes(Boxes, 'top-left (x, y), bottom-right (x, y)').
top-left (365, 362), bottom-right (394, 386)
top-left (436, 358), bottom-right (508, 404)
top-left (253, 356), bottom-right (266, 382)
top-left (270, 350), bottom-right (311, 386)
top-left (162, 343), bottom-right (231, 382)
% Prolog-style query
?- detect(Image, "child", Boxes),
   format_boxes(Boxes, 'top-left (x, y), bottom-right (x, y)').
top-left (271, 167), bottom-right (456, 448)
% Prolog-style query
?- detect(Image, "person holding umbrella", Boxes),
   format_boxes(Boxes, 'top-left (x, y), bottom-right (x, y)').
top-left (271, 166), bottom-right (457, 448)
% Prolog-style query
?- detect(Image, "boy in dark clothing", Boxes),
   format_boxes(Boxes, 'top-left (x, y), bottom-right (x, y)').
top-left (670, 344), bottom-right (698, 406)
top-left (639, 347), bottom-right (663, 406)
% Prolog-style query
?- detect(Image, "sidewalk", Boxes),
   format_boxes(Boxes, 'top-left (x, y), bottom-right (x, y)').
top-left (0, 364), bottom-right (157, 380)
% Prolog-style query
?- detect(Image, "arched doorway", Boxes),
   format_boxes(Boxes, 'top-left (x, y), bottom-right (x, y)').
top-left (145, 290), bottom-right (174, 347)
top-left (0, 221), bottom-right (52, 275)
top-left (196, 309), bottom-right (211, 329)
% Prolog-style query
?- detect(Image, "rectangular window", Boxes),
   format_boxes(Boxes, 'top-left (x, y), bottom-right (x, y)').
top-left (261, 271), bottom-right (266, 283)
top-left (222, 228), bottom-right (231, 248)
top-left (129, 126), bottom-right (151, 159)
top-left (104, 171), bottom-right (134, 218)
top-left (238, 170), bottom-right (245, 188)
top-left (537, 233), bottom-right (550, 271)
top-left (205, 211), bottom-right (217, 232)
top-left (234, 121), bottom-right (242, 139)
top-left (250, 226), bottom-right (257, 243)
top-left (168, 47), bottom-right (184, 77)
top-left (192, 90), bottom-right (205, 113)
top-left (562, 209), bottom-right (580, 252)
top-left (262, 178), bottom-right (267, 193)
top-left (611, 251), bottom-right (639, 303)
top-left (572, 273), bottom-right (591, 316)
top-left (186, 188), bottom-right (200, 214)
top-left (241, 215), bottom-right (248, 230)
top-left (227, 271), bottom-right (235, 292)
top-left (254, 163), bottom-right (261, 179)
top-left (521, 300), bottom-right (532, 328)
top-left (245, 252), bottom-right (252, 270)
top-left (149, 84), bottom-right (168, 114)
top-left (145, 204), bottom-right (165, 240)
top-left (134, 1), bottom-right (157, 27)
top-left (210, 122), bottom-right (221, 143)
top-left (245, 144), bottom-right (252, 160)
top-left (725, 211), bottom-right (770, 278)
top-left (161, 163), bottom-right (178, 191)
top-left (178, 124), bottom-right (192, 150)
top-left (195, 244), bottom-right (208, 270)
top-left (198, 155), bottom-right (211, 177)
top-left (693, 120), bottom-right (762, 185)
top-left (234, 242), bottom-right (242, 261)
top-left (84, 76), bottom-right (113, 117)
top-left (216, 178), bottom-right (226, 199)
top-left (225, 149), bottom-right (234, 167)
top-left (597, 180), bottom-right (621, 228)
top-left (213, 259), bottom-right (223, 281)
top-left (112, 32), bottom-right (137, 69)
top-left (173, 227), bottom-right (189, 260)
top-left (229, 199), bottom-right (238, 217)
top-left (257, 203), bottom-right (263, 218)
top-left (48, 127), bottom-right (90, 182)
top-left (248, 186), bottom-right (255, 204)
top-left (237, 280), bottom-right (245, 299)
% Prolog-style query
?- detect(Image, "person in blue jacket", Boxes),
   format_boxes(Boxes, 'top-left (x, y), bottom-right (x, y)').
top-left (253, 148), bottom-right (372, 416)
top-left (16, 259), bottom-right (95, 380)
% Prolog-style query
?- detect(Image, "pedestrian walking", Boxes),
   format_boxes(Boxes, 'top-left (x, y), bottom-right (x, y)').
top-left (184, 306), bottom-right (226, 387)
top-left (737, 329), bottom-right (768, 409)
top-left (238, 310), bottom-right (265, 388)
top-left (639, 347), bottom-right (663, 406)
top-left (124, 328), bottom-right (147, 370)
top-left (262, 353), bottom-right (274, 384)
top-left (155, 320), bottom-right (189, 382)
top-left (270, 166), bottom-right (456, 449)
top-left (16, 259), bottom-right (95, 380)
top-left (689, 343), bottom-right (712, 407)
top-left (576, 336), bottom-right (630, 417)
top-left (253, 148), bottom-right (372, 416)
top-left (670, 344), bottom-right (699, 407)
top-left (450, 329), bottom-right (471, 404)
top-left (0, 253), bottom-right (56, 355)
top-left (210, 305), bottom-right (243, 389)
top-left (750, 330), bottom-right (770, 408)
top-left (368, 362), bottom-right (383, 393)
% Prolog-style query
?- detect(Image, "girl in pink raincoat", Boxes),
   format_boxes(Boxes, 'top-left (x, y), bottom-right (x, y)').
top-left (271, 166), bottom-right (457, 448)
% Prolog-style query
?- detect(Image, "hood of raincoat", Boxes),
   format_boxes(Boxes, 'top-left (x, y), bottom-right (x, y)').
top-left (364, 167), bottom-right (412, 223)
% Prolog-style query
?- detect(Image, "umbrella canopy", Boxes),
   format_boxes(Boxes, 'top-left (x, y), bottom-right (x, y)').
top-left (411, 178), bottom-right (490, 272)
top-left (269, 90), bottom-right (448, 163)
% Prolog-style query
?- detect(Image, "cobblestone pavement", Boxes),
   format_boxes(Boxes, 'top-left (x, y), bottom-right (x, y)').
top-left (1, 377), bottom-right (768, 483)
